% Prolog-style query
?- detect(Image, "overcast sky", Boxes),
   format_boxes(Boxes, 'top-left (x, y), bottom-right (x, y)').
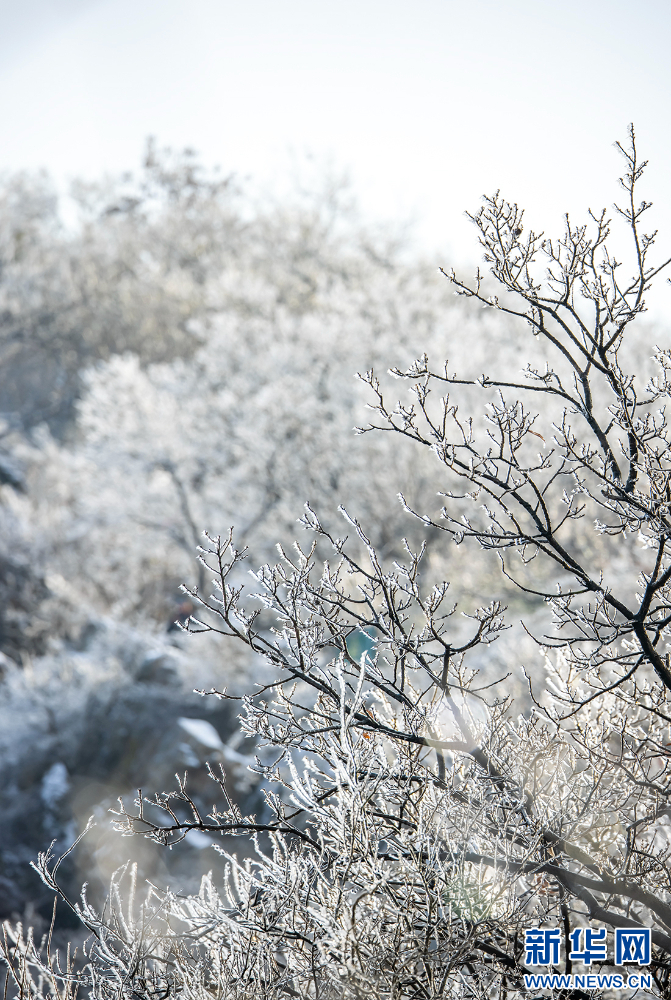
top-left (1, 0), bottom-right (670, 312)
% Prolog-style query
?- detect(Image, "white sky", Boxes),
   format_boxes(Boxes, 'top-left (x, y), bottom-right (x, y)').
top-left (1, 0), bottom-right (670, 313)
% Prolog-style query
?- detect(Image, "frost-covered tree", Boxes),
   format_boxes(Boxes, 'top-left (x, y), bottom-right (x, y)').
top-left (0, 144), bottom-right (518, 925)
top-left (6, 127), bottom-right (671, 999)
